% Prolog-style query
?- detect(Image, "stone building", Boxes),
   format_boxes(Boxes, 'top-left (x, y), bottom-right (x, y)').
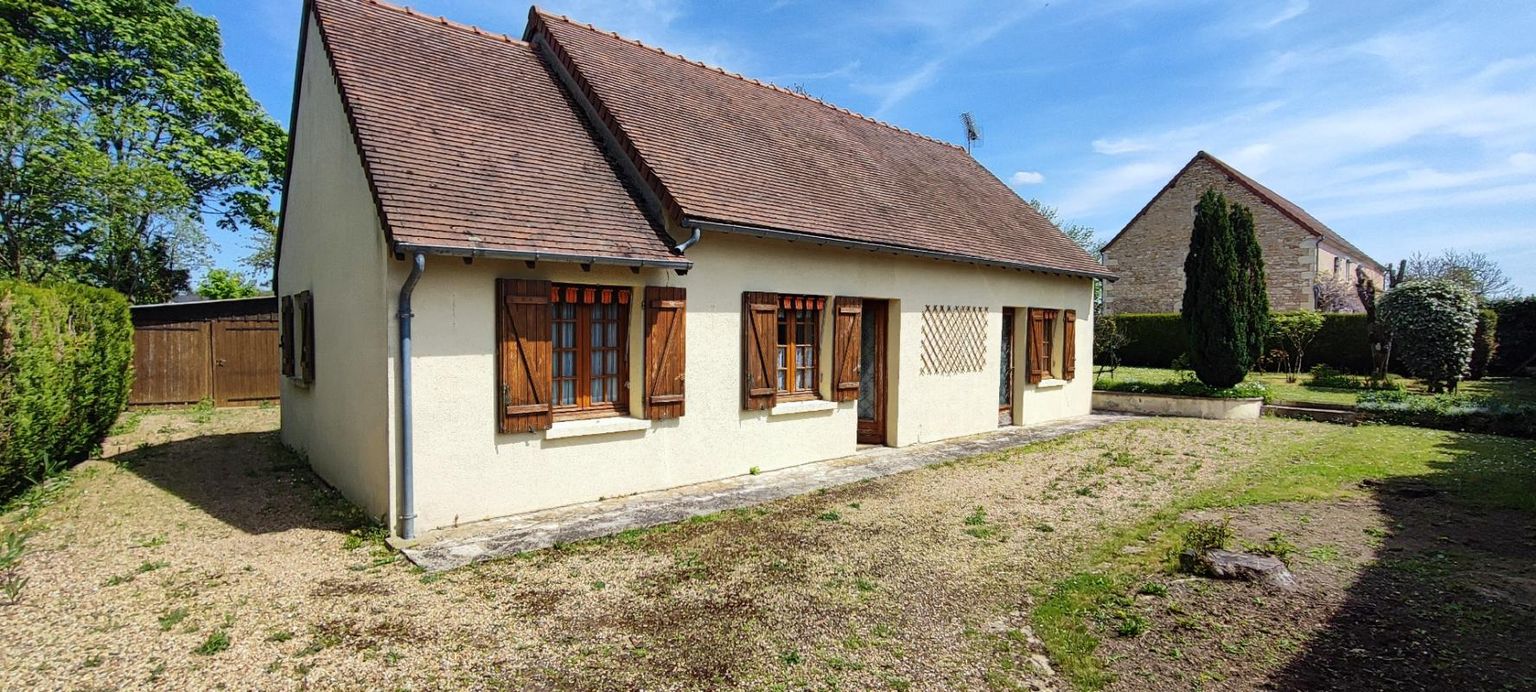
top-left (1102, 151), bottom-right (1384, 314)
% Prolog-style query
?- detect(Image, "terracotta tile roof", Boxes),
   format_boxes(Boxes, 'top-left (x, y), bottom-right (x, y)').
top-left (307, 0), bottom-right (685, 266)
top-left (528, 10), bottom-right (1111, 280)
top-left (1108, 151), bottom-right (1384, 271)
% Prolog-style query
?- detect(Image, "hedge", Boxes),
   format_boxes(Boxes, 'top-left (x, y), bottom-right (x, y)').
top-left (0, 281), bottom-right (134, 501)
top-left (1489, 298), bottom-right (1536, 375)
top-left (1113, 312), bottom-right (1373, 374)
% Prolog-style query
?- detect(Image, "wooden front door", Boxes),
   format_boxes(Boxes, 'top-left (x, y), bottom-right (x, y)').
top-left (856, 299), bottom-right (888, 445)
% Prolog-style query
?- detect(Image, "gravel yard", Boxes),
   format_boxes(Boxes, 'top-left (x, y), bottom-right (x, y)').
top-left (6, 408), bottom-right (1522, 689)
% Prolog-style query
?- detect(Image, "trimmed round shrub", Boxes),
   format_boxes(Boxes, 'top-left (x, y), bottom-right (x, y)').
top-left (1378, 280), bottom-right (1478, 393)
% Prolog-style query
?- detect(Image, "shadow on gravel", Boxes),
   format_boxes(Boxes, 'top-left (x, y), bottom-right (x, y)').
top-left (1268, 433), bottom-right (1536, 691)
top-left (115, 430), bottom-right (363, 535)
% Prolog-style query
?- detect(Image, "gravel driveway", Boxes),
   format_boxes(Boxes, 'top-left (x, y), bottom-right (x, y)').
top-left (3, 407), bottom-right (1283, 690)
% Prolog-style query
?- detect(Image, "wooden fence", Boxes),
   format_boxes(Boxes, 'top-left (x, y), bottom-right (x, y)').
top-left (129, 297), bottom-right (280, 407)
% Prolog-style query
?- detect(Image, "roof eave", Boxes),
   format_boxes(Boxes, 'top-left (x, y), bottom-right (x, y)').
top-left (393, 242), bottom-right (692, 271)
top-left (682, 217), bottom-right (1117, 282)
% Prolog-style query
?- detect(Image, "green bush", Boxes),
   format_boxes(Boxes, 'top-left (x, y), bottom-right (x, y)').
top-left (1357, 391), bottom-right (1536, 440)
top-left (1379, 280), bottom-right (1479, 393)
top-left (1306, 365), bottom-right (1401, 391)
top-left (1093, 373), bottom-right (1271, 401)
top-left (1487, 298), bottom-right (1533, 375)
top-left (1114, 312), bottom-right (1374, 373)
top-left (0, 281), bottom-right (134, 500)
top-left (1469, 308), bottom-right (1498, 380)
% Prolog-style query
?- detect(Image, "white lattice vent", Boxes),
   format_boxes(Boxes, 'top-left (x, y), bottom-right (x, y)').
top-left (920, 305), bottom-right (987, 375)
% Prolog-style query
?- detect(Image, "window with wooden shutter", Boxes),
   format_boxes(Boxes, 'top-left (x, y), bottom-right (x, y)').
top-left (1062, 309), bottom-right (1077, 380)
top-left (297, 291), bottom-right (315, 384)
top-left (999, 308), bottom-right (1014, 409)
top-left (776, 295), bottom-right (825, 401)
top-left (831, 297), bottom-right (862, 402)
top-left (742, 292), bottom-right (779, 410)
top-left (497, 279), bottom-right (553, 433)
top-left (644, 286), bottom-right (685, 420)
top-left (280, 295), bottom-right (295, 378)
top-left (549, 284), bottom-right (631, 420)
top-left (1026, 308), bottom-right (1048, 384)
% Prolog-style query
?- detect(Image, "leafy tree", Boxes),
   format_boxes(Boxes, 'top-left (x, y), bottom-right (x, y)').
top-left (196, 267), bottom-right (259, 299)
top-left (1269, 311), bottom-right (1324, 383)
top-left (1027, 198), bottom-right (1098, 256)
top-left (1181, 189), bottom-right (1269, 388)
top-left (0, 0), bottom-right (286, 299)
top-left (1403, 249), bottom-right (1514, 300)
top-left (1378, 280), bottom-right (1478, 393)
top-left (1093, 312), bottom-right (1127, 377)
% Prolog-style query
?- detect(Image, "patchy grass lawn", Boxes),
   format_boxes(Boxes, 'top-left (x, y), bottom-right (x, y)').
top-left (1032, 422), bottom-right (1536, 690)
top-left (1097, 366), bottom-right (1536, 407)
top-left (2, 407), bottom-right (1531, 690)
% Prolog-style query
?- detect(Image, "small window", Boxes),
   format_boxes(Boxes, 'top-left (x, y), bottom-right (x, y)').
top-left (1027, 307), bottom-right (1076, 384)
top-left (296, 291), bottom-right (315, 384)
top-left (775, 295), bottom-right (824, 400)
top-left (999, 308), bottom-right (1014, 409)
top-left (550, 284), bottom-right (630, 419)
top-left (1040, 310), bottom-right (1058, 378)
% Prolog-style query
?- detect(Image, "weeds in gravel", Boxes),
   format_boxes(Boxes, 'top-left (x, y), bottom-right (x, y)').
top-left (817, 510), bottom-right (841, 522)
top-left (158, 607), bottom-right (189, 631)
top-left (193, 629), bottom-right (231, 655)
top-left (0, 531), bottom-right (28, 604)
top-left (1242, 532), bottom-right (1297, 560)
top-left (1137, 582), bottom-right (1168, 597)
top-left (964, 506), bottom-right (998, 539)
top-left (265, 630), bottom-right (294, 642)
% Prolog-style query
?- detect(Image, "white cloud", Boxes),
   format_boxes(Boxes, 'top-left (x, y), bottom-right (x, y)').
top-left (1092, 138), bottom-right (1151, 155)
top-left (1010, 171), bottom-right (1045, 185)
top-left (1511, 152), bottom-right (1536, 169)
top-left (1260, 0), bottom-right (1309, 29)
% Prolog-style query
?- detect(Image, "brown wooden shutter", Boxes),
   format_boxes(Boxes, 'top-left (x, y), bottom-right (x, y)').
top-left (644, 286), bottom-right (686, 420)
top-left (497, 278), bottom-right (553, 433)
top-left (742, 291), bottom-right (778, 410)
top-left (831, 297), bottom-right (862, 402)
top-left (1062, 309), bottom-right (1077, 380)
top-left (1026, 308), bottom-right (1047, 385)
top-left (298, 291), bottom-right (315, 384)
top-left (280, 295), bottom-right (295, 377)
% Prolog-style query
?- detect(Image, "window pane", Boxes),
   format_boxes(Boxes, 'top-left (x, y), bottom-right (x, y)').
top-left (591, 378), bottom-right (601, 403)
top-left (607, 321), bottom-right (618, 347)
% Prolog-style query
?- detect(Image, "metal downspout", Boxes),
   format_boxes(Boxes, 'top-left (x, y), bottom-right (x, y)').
top-left (397, 253), bottom-right (425, 539)
top-left (674, 225), bottom-right (703, 253)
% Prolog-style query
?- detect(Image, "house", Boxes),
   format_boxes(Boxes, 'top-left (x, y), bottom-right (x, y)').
top-left (1101, 151), bottom-right (1384, 314)
top-left (275, 0), bottom-right (1113, 539)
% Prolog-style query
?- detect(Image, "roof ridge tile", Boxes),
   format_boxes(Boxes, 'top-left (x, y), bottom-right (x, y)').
top-left (362, 0), bottom-right (524, 45)
top-left (533, 8), bottom-right (964, 151)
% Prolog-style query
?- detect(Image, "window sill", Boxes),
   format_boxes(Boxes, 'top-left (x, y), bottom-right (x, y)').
top-left (1035, 378), bottom-right (1069, 389)
top-left (770, 399), bottom-right (839, 417)
top-left (544, 416), bottom-right (650, 440)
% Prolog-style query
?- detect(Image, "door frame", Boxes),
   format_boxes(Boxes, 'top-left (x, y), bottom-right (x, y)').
top-left (856, 299), bottom-right (889, 445)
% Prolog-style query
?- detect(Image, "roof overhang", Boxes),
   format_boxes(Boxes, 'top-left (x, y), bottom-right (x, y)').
top-left (682, 217), bottom-right (1117, 282)
top-left (393, 242), bottom-right (693, 271)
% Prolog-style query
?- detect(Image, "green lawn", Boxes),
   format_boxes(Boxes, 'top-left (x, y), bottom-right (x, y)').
top-left (1031, 422), bottom-right (1536, 689)
top-left (1095, 366), bottom-right (1536, 408)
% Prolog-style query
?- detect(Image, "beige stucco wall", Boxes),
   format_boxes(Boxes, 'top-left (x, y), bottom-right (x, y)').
top-left (387, 234), bottom-right (1095, 533)
top-left (1104, 158), bottom-right (1323, 313)
top-left (276, 18), bottom-right (394, 522)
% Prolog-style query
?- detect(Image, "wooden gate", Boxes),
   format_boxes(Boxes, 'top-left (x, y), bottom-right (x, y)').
top-left (128, 297), bottom-right (280, 408)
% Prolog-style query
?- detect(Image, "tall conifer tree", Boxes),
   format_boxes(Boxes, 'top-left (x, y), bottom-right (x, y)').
top-left (1182, 189), bottom-right (1267, 387)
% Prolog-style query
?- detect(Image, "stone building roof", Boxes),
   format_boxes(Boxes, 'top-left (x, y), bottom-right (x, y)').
top-left (1104, 151), bottom-right (1384, 271)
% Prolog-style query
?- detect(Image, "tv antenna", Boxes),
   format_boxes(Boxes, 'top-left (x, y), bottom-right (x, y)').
top-left (961, 112), bottom-right (982, 154)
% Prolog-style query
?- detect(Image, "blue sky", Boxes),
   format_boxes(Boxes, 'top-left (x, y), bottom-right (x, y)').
top-left (191, 0), bottom-right (1536, 294)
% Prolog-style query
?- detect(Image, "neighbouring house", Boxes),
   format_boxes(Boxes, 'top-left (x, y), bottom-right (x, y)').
top-left (1101, 151), bottom-right (1384, 314)
top-left (276, 0), bottom-right (1113, 539)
